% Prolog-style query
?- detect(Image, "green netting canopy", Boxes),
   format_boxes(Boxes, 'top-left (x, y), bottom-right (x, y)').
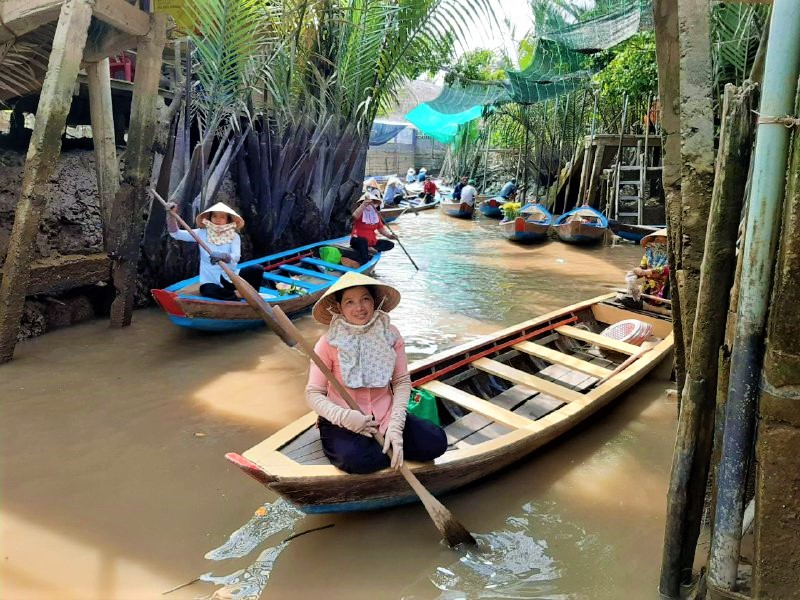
top-left (405, 0), bottom-right (654, 142)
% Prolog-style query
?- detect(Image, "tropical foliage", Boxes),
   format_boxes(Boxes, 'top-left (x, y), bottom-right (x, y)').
top-left (142, 0), bottom-right (492, 280)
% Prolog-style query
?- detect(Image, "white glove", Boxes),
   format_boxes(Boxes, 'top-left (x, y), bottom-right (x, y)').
top-left (382, 371), bottom-right (411, 469)
top-left (306, 384), bottom-right (378, 437)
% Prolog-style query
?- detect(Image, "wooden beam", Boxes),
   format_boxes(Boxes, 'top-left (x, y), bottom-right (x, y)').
top-left (421, 381), bottom-right (535, 429)
top-left (0, 0), bottom-right (63, 42)
top-left (92, 0), bottom-right (150, 37)
top-left (554, 326), bottom-right (640, 355)
top-left (513, 342), bottom-right (613, 379)
top-left (108, 13), bottom-right (167, 328)
top-left (0, 254), bottom-right (111, 295)
top-left (0, 0), bottom-right (93, 363)
top-left (86, 58), bottom-right (120, 241)
top-left (82, 29), bottom-right (139, 63)
top-left (472, 358), bottom-right (585, 404)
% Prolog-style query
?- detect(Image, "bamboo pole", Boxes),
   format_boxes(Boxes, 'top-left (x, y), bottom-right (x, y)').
top-left (534, 102), bottom-right (548, 201)
top-left (86, 58), bottom-right (120, 242)
top-left (563, 90), bottom-right (588, 215)
top-left (0, 0), bottom-right (94, 363)
top-left (653, 0), bottom-right (685, 404)
top-left (521, 106), bottom-right (531, 202)
top-left (753, 74), bottom-right (800, 598)
top-left (709, 1), bottom-right (800, 588)
top-left (109, 13), bottom-right (168, 327)
top-left (578, 91), bottom-right (599, 207)
top-left (659, 82), bottom-right (758, 597)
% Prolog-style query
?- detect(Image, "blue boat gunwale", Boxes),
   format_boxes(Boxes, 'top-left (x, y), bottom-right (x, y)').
top-left (163, 236), bottom-right (375, 302)
top-left (553, 205), bottom-right (609, 229)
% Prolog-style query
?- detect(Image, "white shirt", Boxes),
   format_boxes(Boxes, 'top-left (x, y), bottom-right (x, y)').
top-left (460, 185), bottom-right (477, 206)
top-left (170, 228), bottom-right (241, 285)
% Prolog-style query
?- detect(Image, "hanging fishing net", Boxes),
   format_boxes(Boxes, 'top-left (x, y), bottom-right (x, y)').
top-left (406, 0), bottom-right (654, 142)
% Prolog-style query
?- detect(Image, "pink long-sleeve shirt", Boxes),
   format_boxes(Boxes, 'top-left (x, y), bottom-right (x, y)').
top-left (307, 325), bottom-right (408, 433)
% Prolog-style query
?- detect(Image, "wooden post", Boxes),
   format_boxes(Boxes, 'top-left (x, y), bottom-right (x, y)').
top-left (754, 80), bottom-right (800, 598)
top-left (677, 0), bottom-right (716, 362)
top-left (0, 0), bottom-right (94, 363)
top-left (587, 144), bottom-right (606, 207)
top-left (108, 13), bottom-right (167, 328)
top-left (659, 83), bottom-right (757, 598)
top-left (86, 58), bottom-right (120, 242)
top-left (653, 0), bottom-right (686, 401)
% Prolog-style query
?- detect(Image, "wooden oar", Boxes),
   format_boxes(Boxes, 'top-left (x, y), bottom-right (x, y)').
top-left (150, 190), bottom-right (296, 347)
top-left (591, 344), bottom-right (657, 388)
top-left (382, 220), bottom-right (420, 271)
top-left (152, 189), bottom-right (474, 547)
top-left (266, 306), bottom-right (475, 547)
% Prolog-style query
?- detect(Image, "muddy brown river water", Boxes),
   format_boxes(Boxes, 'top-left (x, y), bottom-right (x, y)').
top-left (0, 211), bottom-right (676, 599)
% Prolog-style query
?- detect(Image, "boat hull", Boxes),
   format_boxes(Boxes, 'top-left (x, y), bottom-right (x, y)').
top-left (608, 220), bottom-right (664, 243)
top-left (500, 216), bottom-right (550, 243)
top-left (152, 237), bottom-right (380, 332)
top-left (553, 220), bottom-right (607, 244)
top-left (479, 197), bottom-right (504, 219)
top-left (228, 294), bottom-right (674, 513)
top-left (440, 201), bottom-right (474, 219)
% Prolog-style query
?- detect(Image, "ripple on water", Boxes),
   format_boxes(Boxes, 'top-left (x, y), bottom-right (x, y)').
top-left (413, 502), bottom-right (614, 600)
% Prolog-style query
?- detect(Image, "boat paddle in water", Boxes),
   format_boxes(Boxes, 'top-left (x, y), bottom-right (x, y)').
top-left (152, 189), bottom-right (475, 548)
top-left (226, 294), bottom-right (673, 516)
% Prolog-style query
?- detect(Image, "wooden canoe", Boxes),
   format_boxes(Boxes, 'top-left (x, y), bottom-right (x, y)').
top-left (226, 293), bottom-right (674, 513)
top-left (553, 205), bottom-right (608, 244)
top-left (151, 237), bottom-right (380, 332)
top-left (608, 220), bottom-right (665, 244)
top-left (500, 203), bottom-right (553, 243)
top-left (440, 200), bottom-right (474, 219)
top-left (478, 196), bottom-right (506, 219)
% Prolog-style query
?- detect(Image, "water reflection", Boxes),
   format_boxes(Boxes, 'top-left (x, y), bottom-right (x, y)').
top-left (196, 500), bottom-right (305, 599)
top-left (406, 502), bottom-right (612, 600)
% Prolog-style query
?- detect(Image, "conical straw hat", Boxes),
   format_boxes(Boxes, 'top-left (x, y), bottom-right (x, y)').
top-left (640, 228), bottom-right (668, 247)
top-left (196, 202), bottom-right (245, 230)
top-left (312, 271), bottom-right (401, 325)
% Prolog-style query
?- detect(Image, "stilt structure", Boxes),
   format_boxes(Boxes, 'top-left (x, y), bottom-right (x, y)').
top-left (0, 0), bottom-right (165, 363)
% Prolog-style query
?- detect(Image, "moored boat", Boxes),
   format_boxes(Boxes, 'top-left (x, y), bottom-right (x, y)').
top-left (440, 199), bottom-right (474, 219)
top-left (152, 237), bottom-right (380, 332)
top-left (553, 205), bottom-right (609, 244)
top-left (478, 196), bottom-right (506, 219)
top-left (608, 220), bottom-right (665, 243)
top-left (500, 203), bottom-right (553, 243)
top-left (226, 293), bottom-right (673, 513)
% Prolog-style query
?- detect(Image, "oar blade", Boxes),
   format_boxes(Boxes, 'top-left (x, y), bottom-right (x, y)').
top-left (424, 495), bottom-right (478, 548)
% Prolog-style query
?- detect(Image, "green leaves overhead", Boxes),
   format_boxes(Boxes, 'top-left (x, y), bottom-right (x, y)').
top-left (184, 0), bottom-right (269, 130)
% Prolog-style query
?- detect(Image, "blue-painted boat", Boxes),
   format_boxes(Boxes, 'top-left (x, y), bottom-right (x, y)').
top-left (553, 205), bottom-right (609, 244)
top-left (440, 199), bottom-right (474, 219)
top-left (608, 220), bottom-right (665, 243)
top-left (500, 203), bottom-right (553, 243)
top-left (151, 237), bottom-right (380, 332)
top-left (225, 293), bottom-right (674, 514)
top-left (479, 196), bottom-right (506, 219)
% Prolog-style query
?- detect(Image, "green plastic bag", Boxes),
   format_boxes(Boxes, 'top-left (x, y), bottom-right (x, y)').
top-left (319, 246), bottom-right (342, 265)
top-left (407, 388), bottom-right (440, 425)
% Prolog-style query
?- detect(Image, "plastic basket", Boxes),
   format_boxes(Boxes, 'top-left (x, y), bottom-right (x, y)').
top-left (600, 319), bottom-right (653, 346)
top-left (407, 388), bottom-right (440, 425)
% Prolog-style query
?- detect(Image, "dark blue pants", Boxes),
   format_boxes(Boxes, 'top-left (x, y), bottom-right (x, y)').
top-left (318, 413), bottom-right (448, 474)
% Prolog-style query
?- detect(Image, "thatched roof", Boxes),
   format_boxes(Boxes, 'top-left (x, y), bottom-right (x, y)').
top-left (0, 24), bottom-right (54, 102)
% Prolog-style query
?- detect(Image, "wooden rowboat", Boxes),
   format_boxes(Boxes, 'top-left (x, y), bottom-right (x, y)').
top-left (380, 198), bottom-right (439, 222)
top-left (440, 200), bottom-right (474, 219)
top-left (151, 237), bottom-right (380, 332)
top-left (478, 196), bottom-right (506, 219)
top-left (500, 203), bottom-right (553, 243)
top-left (608, 220), bottom-right (665, 244)
top-left (226, 294), bottom-right (673, 513)
top-left (553, 205), bottom-right (609, 244)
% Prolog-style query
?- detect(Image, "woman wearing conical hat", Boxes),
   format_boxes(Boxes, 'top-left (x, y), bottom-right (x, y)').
top-left (620, 228), bottom-right (670, 309)
top-left (305, 272), bottom-right (447, 474)
top-left (165, 201), bottom-right (265, 301)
